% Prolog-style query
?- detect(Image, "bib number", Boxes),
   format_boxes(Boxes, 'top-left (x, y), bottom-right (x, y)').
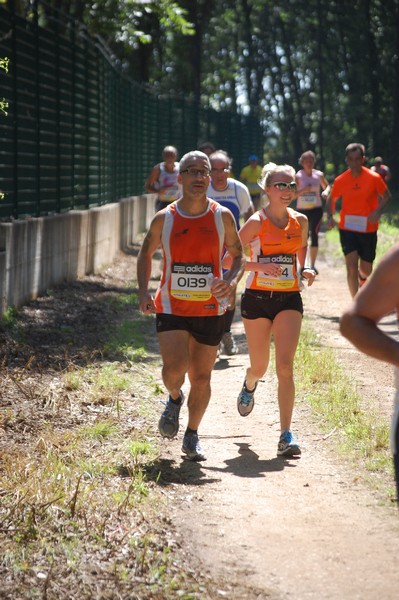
top-left (159, 185), bottom-right (179, 201)
top-left (298, 192), bottom-right (318, 209)
top-left (344, 215), bottom-right (367, 232)
top-left (171, 263), bottom-right (214, 301)
top-left (256, 254), bottom-right (295, 289)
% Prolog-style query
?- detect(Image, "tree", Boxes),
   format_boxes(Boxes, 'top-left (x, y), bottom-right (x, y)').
top-left (5, 0), bottom-right (399, 188)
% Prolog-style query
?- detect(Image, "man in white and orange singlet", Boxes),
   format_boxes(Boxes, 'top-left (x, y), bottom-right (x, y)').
top-left (325, 143), bottom-right (391, 297)
top-left (340, 243), bottom-right (399, 504)
top-left (137, 150), bottom-right (245, 461)
top-left (145, 145), bottom-right (182, 212)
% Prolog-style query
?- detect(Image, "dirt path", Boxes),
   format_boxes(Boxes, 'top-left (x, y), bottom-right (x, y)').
top-left (156, 249), bottom-right (399, 600)
top-left (3, 238), bottom-right (398, 599)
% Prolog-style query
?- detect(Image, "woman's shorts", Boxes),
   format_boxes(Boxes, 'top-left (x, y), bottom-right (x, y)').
top-left (241, 289), bottom-right (303, 321)
top-left (156, 313), bottom-right (225, 346)
top-left (339, 229), bottom-right (377, 262)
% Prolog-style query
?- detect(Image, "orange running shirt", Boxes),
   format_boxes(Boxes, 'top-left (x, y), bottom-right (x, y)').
top-left (331, 166), bottom-right (387, 233)
top-left (154, 200), bottom-right (226, 316)
top-left (246, 207), bottom-right (303, 292)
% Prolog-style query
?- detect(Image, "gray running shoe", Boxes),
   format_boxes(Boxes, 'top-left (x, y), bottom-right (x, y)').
top-left (182, 432), bottom-right (207, 461)
top-left (237, 380), bottom-right (257, 416)
top-left (222, 331), bottom-right (238, 356)
top-left (158, 391), bottom-right (185, 438)
top-left (277, 430), bottom-right (301, 457)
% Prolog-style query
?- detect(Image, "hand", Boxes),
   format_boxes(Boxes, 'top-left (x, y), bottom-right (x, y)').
top-left (301, 269), bottom-right (316, 287)
top-left (326, 215), bottom-right (336, 229)
top-left (139, 294), bottom-right (155, 314)
top-left (368, 209), bottom-right (380, 224)
top-left (210, 277), bottom-right (234, 301)
top-left (266, 264), bottom-right (284, 277)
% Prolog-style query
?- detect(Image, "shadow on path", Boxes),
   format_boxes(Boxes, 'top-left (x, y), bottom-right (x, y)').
top-left (146, 441), bottom-right (298, 487)
top-left (203, 442), bottom-right (298, 478)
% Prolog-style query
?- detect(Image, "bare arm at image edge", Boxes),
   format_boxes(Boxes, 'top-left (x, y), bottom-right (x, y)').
top-left (340, 245), bottom-right (399, 366)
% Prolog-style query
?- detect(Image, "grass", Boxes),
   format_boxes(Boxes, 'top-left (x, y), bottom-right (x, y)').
top-left (0, 285), bottom-right (220, 599)
top-left (0, 370), bottom-right (209, 598)
top-left (300, 215), bottom-right (399, 502)
top-left (103, 319), bottom-right (149, 362)
top-left (295, 325), bottom-right (396, 501)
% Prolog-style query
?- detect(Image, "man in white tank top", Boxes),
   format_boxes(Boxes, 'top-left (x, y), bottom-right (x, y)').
top-left (207, 149), bottom-right (254, 356)
top-left (145, 145), bottom-right (182, 212)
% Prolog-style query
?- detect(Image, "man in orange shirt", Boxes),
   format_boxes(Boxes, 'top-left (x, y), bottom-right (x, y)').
top-left (325, 143), bottom-right (391, 297)
top-left (137, 151), bottom-right (245, 461)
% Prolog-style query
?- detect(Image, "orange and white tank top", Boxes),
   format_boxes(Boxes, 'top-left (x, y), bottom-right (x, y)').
top-left (154, 200), bottom-right (226, 316)
top-left (246, 207), bottom-right (303, 292)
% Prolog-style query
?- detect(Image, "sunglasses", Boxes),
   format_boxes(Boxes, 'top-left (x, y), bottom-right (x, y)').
top-left (272, 181), bottom-right (297, 191)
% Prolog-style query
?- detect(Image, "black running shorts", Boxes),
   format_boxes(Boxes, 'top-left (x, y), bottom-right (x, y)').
top-left (339, 229), bottom-right (377, 263)
top-left (241, 289), bottom-right (303, 321)
top-left (156, 313), bottom-right (225, 346)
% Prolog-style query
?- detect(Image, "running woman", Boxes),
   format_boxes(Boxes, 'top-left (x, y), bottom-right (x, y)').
top-left (295, 150), bottom-right (330, 275)
top-left (232, 162), bottom-right (315, 457)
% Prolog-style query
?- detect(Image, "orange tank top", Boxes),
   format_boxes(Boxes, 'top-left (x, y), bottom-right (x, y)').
top-left (246, 207), bottom-right (303, 292)
top-left (154, 200), bottom-right (226, 316)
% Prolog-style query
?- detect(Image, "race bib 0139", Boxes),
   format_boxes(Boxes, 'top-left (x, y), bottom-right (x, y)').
top-left (170, 263), bottom-right (214, 301)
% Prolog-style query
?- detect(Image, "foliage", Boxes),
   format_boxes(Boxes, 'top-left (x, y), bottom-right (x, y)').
top-left (92, 0), bottom-right (399, 184)
top-left (5, 0), bottom-right (399, 186)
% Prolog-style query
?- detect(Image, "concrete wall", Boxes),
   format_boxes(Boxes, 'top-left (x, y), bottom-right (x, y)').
top-left (0, 194), bottom-right (157, 315)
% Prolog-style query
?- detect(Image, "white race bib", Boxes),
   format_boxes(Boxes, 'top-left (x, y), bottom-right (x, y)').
top-left (170, 263), bottom-right (214, 301)
top-left (297, 192), bottom-right (318, 209)
top-left (256, 254), bottom-right (295, 290)
top-left (159, 185), bottom-right (180, 201)
top-left (344, 215), bottom-right (367, 232)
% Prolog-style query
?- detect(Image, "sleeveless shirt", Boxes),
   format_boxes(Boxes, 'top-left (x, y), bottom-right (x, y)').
top-left (246, 207), bottom-right (303, 292)
top-left (207, 179), bottom-right (252, 229)
top-left (158, 162), bottom-right (182, 202)
top-left (296, 169), bottom-right (323, 210)
top-left (154, 200), bottom-right (226, 316)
